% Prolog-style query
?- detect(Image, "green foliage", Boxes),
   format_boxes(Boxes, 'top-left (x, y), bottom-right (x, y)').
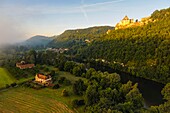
top-left (58, 77), bottom-right (66, 84)
top-left (161, 83), bottom-right (170, 100)
top-left (86, 68), bottom-right (96, 79)
top-left (83, 69), bottom-right (144, 112)
top-left (73, 79), bottom-right (87, 95)
top-left (49, 26), bottom-right (114, 48)
top-left (148, 83), bottom-right (170, 113)
top-left (52, 84), bottom-right (60, 89)
top-left (125, 83), bottom-right (144, 109)
top-left (63, 79), bottom-right (71, 86)
top-left (50, 70), bottom-right (56, 77)
top-left (64, 61), bottom-right (76, 72)
top-left (71, 99), bottom-right (79, 108)
top-left (85, 84), bottom-right (99, 106)
top-left (71, 99), bottom-right (85, 108)
top-left (72, 64), bottom-right (86, 76)
top-left (61, 89), bottom-right (69, 97)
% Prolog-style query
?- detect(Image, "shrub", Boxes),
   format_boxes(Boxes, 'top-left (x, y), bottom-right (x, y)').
top-left (44, 67), bottom-right (49, 72)
top-left (6, 84), bottom-right (10, 88)
top-left (72, 99), bottom-right (85, 108)
top-left (53, 84), bottom-right (60, 89)
top-left (78, 99), bottom-right (85, 106)
top-left (58, 77), bottom-right (66, 84)
top-left (50, 70), bottom-right (56, 77)
top-left (61, 89), bottom-right (69, 96)
top-left (10, 83), bottom-right (17, 87)
top-left (72, 99), bottom-right (79, 107)
top-left (63, 79), bottom-right (72, 86)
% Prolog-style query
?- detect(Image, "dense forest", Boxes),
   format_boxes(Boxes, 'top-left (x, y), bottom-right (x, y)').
top-left (79, 8), bottom-right (170, 84)
top-left (48, 8), bottom-right (170, 84)
top-left (49, 26), bottom-right (114, 48)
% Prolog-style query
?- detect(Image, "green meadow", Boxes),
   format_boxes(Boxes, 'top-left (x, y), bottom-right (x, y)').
top-left (0, 68), bottom-right (16, 88)
top-left (0, 69), bottom-right (85, 113)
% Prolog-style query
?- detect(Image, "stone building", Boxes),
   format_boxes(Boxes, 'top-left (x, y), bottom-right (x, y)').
top-left (115, 16), bottom-right (134, 29)
top-left (115, 15), bottom-right (152, 30)
top-left (16, 61), bottom-right (35, 69)
top-left (35, 73), bottom-right (52, 86)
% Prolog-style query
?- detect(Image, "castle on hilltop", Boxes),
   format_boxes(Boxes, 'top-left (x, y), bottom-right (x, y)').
top-left (115, 15), bottom-right (152, 30)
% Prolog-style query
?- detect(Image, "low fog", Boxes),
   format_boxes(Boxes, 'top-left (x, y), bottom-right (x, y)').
top-left (0, 14), bottom-right (27, 46)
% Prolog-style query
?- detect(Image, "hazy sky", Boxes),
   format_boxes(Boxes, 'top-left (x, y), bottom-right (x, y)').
top-left (0, 0), bottom-right (169, 44)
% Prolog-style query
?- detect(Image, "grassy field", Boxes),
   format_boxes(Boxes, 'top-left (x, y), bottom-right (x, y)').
top-left (0, 69), bottom-right (85, 113)
top-left (0, 87), bottom-right (75, 113)
top-left (0, 68), bottom-right (16, 88)
top-left (58, 71), bottom-right (86, 83)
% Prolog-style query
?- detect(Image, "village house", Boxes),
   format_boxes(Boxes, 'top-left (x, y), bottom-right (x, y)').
top-left (35, 73), bottom-right (52, 86)
top-left (46, 48), bottom-right (69, 53)
top-left (16, 61), bottom-right (35, 69)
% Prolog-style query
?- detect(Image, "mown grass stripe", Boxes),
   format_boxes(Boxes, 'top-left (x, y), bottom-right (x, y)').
top-left (0, 87), bottom-right (74, 113)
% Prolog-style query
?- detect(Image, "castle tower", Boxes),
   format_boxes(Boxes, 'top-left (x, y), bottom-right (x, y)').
top-left (115, 15), bottom-right (134, 30)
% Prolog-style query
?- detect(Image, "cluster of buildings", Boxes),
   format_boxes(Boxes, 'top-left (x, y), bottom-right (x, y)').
top-left (46, 48), bottom-right (69, 53)
top-left (16, 61), bottom-right (52, 86)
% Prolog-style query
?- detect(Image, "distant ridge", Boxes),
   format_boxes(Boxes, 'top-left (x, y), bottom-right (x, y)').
top-left (18, 35), bottom-right (53, 47)
top-left (48, 26), bottom-right (114, 48)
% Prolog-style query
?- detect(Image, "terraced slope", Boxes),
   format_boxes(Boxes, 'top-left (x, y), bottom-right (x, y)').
top-left (0, 87), bottom-right (74, 113)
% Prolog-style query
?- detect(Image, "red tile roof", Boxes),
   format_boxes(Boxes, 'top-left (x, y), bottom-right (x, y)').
top-left (36, 74), bottom-right (50, 80)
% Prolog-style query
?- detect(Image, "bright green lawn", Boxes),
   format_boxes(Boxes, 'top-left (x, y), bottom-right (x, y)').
top-left (0, 68), bottom-right (16, 88)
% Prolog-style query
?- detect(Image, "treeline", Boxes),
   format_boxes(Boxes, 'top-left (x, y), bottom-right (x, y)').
top-left (48, 26), bottom-right (113, 48)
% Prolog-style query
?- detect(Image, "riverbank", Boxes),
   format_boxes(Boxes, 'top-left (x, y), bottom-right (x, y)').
top-left (73, 59), bottom-right (165, 107)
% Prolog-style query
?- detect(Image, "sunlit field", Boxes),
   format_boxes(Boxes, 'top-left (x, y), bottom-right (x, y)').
top-left (0, 68), bottom-right (16, 88)
top-left (0, 87), bottom-right (74, 113)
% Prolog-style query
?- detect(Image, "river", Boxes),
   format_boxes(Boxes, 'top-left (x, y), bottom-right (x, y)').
top-left (118, 71), bottom-right (164, 107)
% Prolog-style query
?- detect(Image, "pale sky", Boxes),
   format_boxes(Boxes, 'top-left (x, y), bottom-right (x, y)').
top-left (0, 0), bottom-right (169, 44)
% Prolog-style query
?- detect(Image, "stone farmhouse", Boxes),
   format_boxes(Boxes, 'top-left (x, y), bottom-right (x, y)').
top-left (16, 61), bottom-right (35, 69)
top-left (35, 73), bottom-right (52, 86)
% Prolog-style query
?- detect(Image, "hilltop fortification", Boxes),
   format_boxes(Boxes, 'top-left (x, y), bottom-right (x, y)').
top-left (115, 15), bottom-right (152, 30)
